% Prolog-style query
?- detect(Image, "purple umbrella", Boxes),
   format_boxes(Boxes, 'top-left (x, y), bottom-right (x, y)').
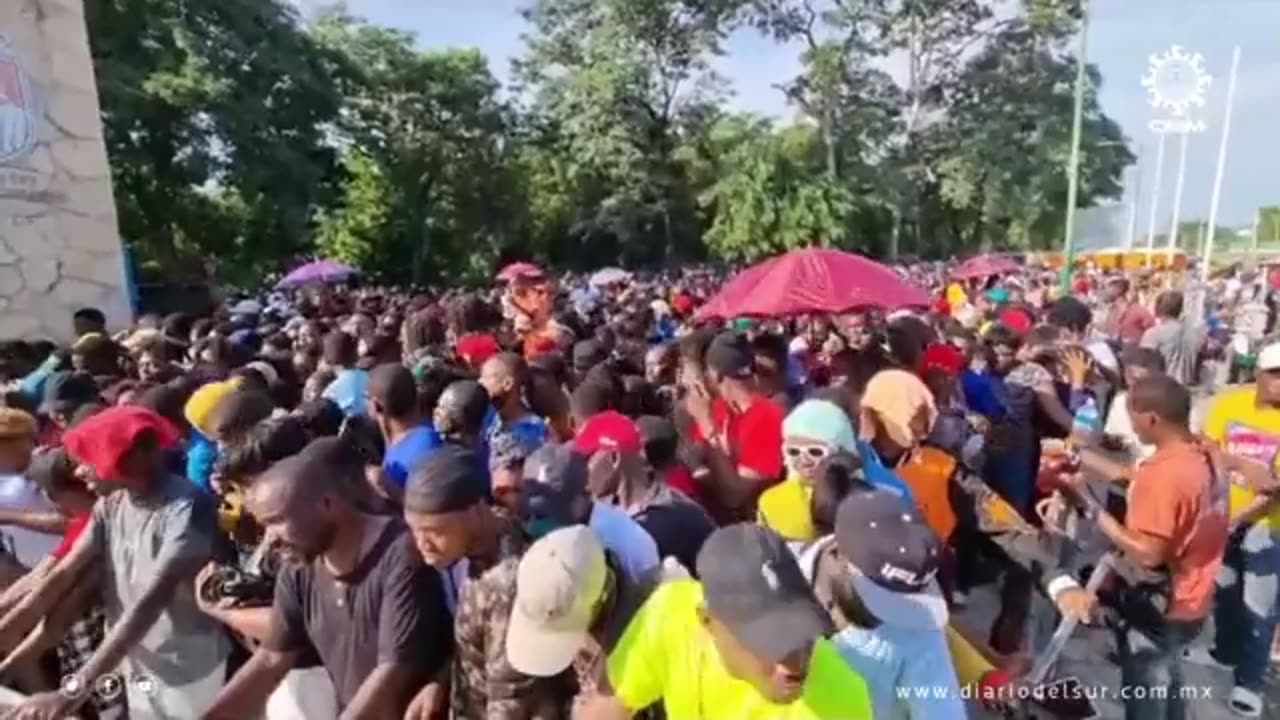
top-left (275, 259), bottom-right (358, 289)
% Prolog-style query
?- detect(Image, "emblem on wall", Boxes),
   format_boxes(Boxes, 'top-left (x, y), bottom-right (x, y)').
top-left (0, 34), bottom-right (38, 165)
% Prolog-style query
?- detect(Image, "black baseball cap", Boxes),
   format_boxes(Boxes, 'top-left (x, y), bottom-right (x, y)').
top-left (520, 444), bottom-right (589, 528)
top-left (40, 371), bottom-right (100, 416)
top-left (704, 332), bottom-right (753, 380)
top-left (834, 490), bottom-right (947, 630)
top-left (696, 524), bottom-right (833, 663)
top-left (404, 445), bottom-right (487, 515)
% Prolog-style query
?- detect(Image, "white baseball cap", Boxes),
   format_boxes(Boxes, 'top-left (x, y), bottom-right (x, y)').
top-left (1258, 343), bottom-right (1280, 372)
top-left (505, 526), bottom-right (608, 677)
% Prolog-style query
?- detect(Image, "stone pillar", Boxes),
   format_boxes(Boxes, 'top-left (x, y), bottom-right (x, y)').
top-left (0, 0), bottom-right (131, 341)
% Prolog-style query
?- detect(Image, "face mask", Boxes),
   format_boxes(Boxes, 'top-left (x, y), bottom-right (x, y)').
top-left (524, 517), bottom-right (562, 540)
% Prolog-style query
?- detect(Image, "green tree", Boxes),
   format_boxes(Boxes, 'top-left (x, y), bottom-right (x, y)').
top-left (87, 0), bottom-right (345, 283)
top-left (1257, 206), bottom-right (1280, 249)
top-left (696, 115), bottom-right (859, 260)
top-left (310, 9), bottom-right (517, 284)
top-left (745, 0), bottom-right (1129, 259)
top-left (923, 21), bottom-right (1133, 252)
top-left (514, 0), bottom-right (747, 266)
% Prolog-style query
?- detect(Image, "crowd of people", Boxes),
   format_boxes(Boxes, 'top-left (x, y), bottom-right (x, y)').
top-left (0, 257), bottom-right (1272, 719)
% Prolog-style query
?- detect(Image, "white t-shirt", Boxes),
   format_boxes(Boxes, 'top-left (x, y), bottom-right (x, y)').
top-left (0, 474), bottom-right (60, 567)
top-left (1104, 392), bottom-right (1153, 462)
top-left (589, 501), bottom-right (659, 579)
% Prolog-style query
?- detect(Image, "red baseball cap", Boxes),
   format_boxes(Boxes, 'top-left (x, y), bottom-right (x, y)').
top-left (919, 342), bottom-right (966, 377)
top-left (574, 411), bottom-right (643, 455)
top-left (997, 308), bottom-right (1032, 336)
top-left (455, 333), bottom-right (500, 367)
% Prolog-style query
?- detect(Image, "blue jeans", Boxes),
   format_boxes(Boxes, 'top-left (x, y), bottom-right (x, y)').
top-left (1114, 612), bottom-right (1203, 720)
top-left (1212, 522), bottom-right (1280, 692)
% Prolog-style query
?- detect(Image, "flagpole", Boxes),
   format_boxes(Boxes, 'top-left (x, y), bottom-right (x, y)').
top-left (1251, 208), bottom-right (1261, 253)
top-left (1125, 148), bottom-right (1142, 250)
top-left (1059, 0), bottom-right (1090, 292)
top-left (1166, 130), bottom-right (1190, 259)
top-left (1200, 46), bottom-right (1241, 285)
top-left (1144, 133), bottom-right (1167, 266)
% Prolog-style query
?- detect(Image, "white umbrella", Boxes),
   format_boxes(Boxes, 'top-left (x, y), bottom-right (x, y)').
top-left (590, 267), bottom-right (631, 287)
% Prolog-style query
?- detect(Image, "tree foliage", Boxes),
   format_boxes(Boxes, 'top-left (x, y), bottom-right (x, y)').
top-left (83, 0), bottom-right (1137, 284)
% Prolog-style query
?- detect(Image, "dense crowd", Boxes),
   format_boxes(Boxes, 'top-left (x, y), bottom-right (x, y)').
top-left (0, 258), bottom-right (1273, 720)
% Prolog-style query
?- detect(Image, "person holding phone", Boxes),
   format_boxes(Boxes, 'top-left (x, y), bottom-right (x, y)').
top-left (1056, 374), bottom-right (1229, 720)
top-left (684, 332), bottom-right (786, 524)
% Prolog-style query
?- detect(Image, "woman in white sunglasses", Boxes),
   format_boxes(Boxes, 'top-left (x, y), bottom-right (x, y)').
top-left (757, 398), bottom-right (859, 544)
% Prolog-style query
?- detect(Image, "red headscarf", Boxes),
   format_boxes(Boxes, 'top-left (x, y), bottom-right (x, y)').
top-left (997, 308), bottom-right (1032, 336)
top-left (62, 406), bottom-right (179, 482)
top-left (919, 342), bottom-right (966, 377)
top-left (455, 333), bottom-right (500, 368)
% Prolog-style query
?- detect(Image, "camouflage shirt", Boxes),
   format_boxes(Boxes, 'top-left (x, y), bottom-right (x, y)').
top-left (451, 521), bottom-right (564, 719)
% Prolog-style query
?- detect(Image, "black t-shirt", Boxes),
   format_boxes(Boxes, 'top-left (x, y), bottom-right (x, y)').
top-left (630, 486), bottom-right (715, 576)
top-left (266, 520), bottom-right (452, 710)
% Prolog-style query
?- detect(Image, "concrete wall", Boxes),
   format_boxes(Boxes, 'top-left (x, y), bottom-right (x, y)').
top-left (0, 0), bottom-right (131, 341)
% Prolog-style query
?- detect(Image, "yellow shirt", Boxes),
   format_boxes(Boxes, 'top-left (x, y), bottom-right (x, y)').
top-left (946, 283), bottom-right (968, 313)
top-left (607, 580), bottom-right (873, 720)
top-left (1202, 386), bottom-right (1280, 528)
top-left (757, 477), bottom-right (816, 542)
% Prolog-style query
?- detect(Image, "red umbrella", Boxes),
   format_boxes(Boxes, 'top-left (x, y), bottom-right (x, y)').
top-left (496, 262), bottom-right (544, 283)
top-left (694, 248), bottom-right (929, 320)
top-left (952, 254), bottom-right (1020, 280)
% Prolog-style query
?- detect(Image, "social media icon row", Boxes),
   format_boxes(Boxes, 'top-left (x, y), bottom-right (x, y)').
top-left (59, 672), bottom-right (157, 700)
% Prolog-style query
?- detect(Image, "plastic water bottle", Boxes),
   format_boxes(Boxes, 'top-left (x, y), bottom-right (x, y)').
top-left (1072, 395), bottom-right (1101, 445)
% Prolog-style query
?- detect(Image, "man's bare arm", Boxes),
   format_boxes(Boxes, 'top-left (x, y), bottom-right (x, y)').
top-left (1078, 447), bottom-right (1135, 484)
top-left (204, 605), bottom-right (273, 645)
top-left (0, 520), bottom-right (97, 653)
top-left (72, 553), bottom-right (203, 691)
top-left (203, 647), bottom-right (296, 720)
top-left (0, 556), bottom-right (54, 617)
top-left (341, 662), bottom-right (422, 720)
top-left (0, 509), bottom-right (66, 535)
top-left (1096, 512), bottom-right (1170, 569)
top-left (0, 567), bottom-right (97, 675)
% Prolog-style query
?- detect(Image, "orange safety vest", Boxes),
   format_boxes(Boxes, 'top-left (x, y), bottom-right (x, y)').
top-left (896, 446), bottom-right (959, 541)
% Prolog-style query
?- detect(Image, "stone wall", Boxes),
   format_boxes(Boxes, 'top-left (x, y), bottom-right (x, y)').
top-left (0, 0), bottom-right (131, 341)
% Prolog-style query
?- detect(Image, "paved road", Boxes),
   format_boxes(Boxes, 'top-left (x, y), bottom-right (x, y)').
top-left (957, 582), bottom-right (1277, 719)
top-left (955, 389), bottom-right (1280, 719)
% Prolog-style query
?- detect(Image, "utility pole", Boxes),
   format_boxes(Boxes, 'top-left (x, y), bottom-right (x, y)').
top-left (1144, 134), bottom-right (1168, 266)
top-left (1059, 0), bottom-right (1091, 293)
top-left (1166, 131), bottom-right (1190, 259)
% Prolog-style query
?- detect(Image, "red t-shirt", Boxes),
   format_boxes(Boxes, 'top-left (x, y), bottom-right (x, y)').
top-left (693, 396), bottom-right (785, 481)
top-left (1115, 303), bottom-right (1155, 344)
top-left (53, 512), bottom-right (91, 559)
top-left (662, 464), bottom-right (708, 509)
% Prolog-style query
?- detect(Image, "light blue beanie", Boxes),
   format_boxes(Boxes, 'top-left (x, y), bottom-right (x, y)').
top-left (782, 399), bottom-right (857, 453)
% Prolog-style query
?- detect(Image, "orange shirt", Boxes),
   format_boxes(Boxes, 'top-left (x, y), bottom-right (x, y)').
top-left (1127, 441), bottom-right (1230, 620)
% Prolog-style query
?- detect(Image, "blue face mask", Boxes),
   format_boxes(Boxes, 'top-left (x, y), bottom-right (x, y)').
top-left (524, 517), bottom-right (563, 540)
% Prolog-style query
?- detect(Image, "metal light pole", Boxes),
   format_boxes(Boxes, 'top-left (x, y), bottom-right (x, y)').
top-left (1166, 130), bottom-right (1190, 259)
top-left (1059, 0), bottom-right (1091, 293)
top-left (1144, 133), bottom-right (1167, 266)
top-left (1125, 146), bottom-right (1142, 250)
top-left (1200, 46), bottom-right (1242, 284)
